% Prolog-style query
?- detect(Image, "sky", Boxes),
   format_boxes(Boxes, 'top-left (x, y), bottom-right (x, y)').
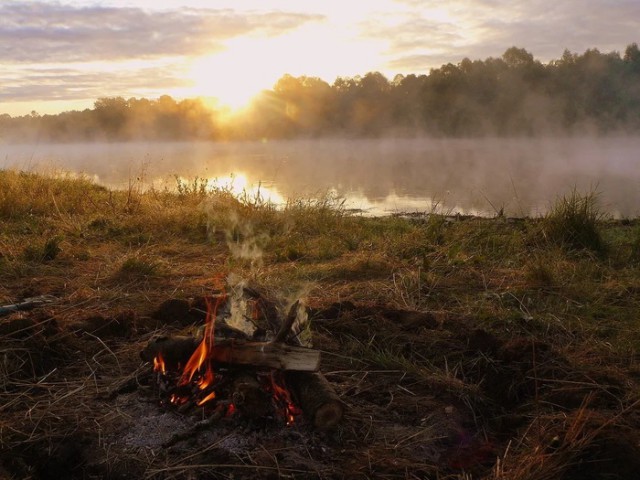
top-left (1, 0), bottom-right (638, 116)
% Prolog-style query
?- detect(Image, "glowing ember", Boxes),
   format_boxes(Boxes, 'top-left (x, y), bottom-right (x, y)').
top-left (170, 393), bottom-right (188, 406)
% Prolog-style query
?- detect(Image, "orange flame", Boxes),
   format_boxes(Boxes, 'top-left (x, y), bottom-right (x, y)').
top-left (153, 354), bottom-right (166, 375)
top-left (179, 293), bottom-right (227, 386)
top-left (196, 391), bottom-right (216, 407)
top-left (270, 371), bottom-right (301, 426)
top-left (197, 362), bottom-right (215, 390)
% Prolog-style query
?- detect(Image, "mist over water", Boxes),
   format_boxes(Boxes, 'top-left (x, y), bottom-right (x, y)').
top-left (1, 137), bottom-right (639, 217)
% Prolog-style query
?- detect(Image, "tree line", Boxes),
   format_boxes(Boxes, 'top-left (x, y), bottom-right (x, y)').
top-left (2, 43), bottom-right (640, 142)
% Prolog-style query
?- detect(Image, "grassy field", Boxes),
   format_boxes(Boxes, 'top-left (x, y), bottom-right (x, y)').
top-left (1, 169), bottom-right (639, 479)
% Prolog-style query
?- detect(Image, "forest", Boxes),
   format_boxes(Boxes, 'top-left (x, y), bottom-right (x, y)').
top-left (2, 43), bottom-right (640, 142)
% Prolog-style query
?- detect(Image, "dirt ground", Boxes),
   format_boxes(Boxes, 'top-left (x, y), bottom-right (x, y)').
top-left (2, 290), bottom-right (639, 480)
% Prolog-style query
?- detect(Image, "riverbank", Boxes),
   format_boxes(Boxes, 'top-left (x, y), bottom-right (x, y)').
top-left (1, 171), bottom-right (639, 478)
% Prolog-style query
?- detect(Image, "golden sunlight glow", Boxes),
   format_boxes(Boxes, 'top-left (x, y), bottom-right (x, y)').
top-left (208, 173), bottom-right (285, 205)
top-left (185, 15), bottom-right (387, 111)
top-left (189, 53), bottom-right (267, 110)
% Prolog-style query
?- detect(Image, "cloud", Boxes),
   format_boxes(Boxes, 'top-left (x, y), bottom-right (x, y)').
top-left (0, 1), bottom-right (324, 63)
top-left (0, 64), bottom-right (189, 102)
top-left (371, 18), bottom-right (463, 54)
top-left (386, 54), bottom-right (455, 72)
top-left (380, 0), bottom-right (640, 72)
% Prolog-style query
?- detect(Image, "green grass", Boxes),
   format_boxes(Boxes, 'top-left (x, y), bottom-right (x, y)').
top-left (1, 170), bottom-right (639, 352)
top-left (543, 188), bottom-right (607, 255)
top-left (2, 170), bottom-right (640, 480)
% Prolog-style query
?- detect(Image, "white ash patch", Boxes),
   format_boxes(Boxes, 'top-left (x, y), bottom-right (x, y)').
top-left (119, 411), bottom-right (188, 448)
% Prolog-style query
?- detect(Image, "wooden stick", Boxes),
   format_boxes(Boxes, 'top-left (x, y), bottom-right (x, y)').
top-left (0, 295), bottom-right (57, 317)
top-left (272, 300), bottom-right (299, 344)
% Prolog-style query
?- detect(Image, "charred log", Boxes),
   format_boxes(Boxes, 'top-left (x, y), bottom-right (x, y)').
top-left (285, 371), bottom-right (344, 430)
top-left (231, 372), bottom-right (271, 418)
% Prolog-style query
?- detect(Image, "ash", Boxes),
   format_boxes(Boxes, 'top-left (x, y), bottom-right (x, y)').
top-left (120, 411), bottom-right (186, 449)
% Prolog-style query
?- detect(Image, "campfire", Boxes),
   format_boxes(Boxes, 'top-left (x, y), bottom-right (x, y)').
top-left (140, 286), bottom-right (343, 430)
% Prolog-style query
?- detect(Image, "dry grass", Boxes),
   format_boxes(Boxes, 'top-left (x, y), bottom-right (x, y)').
top-left (1, 170), bottom-right (639, 479)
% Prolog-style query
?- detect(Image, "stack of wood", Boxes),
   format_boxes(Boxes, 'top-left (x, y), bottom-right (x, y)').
top-left (141, 293), bottom-right (343, 430)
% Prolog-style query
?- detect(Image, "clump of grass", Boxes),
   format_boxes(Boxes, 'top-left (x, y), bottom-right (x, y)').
top-left (22, 236), bottom-right (63, 262)
top-left (391, 267), bottom-right (438, 309)
top-left (117, 255), bottom-right (162, 278)
top-left (175, 175), bottom-right (210, 198)
top-left (543, 189), bottom-right (607, 255)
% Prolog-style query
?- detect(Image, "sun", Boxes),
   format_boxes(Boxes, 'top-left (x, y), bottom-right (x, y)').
top-left (188, 48), bottom-right (278, 110)
top-left (188, 60), bottom-right (255, 110)
top-left (185, 22), bottom-right (387, 111)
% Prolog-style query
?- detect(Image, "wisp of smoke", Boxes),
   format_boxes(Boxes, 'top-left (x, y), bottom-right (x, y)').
top-left (205, 201), bottom-right (270, 269)
top-left (225, 273), bottom-right (259, 338)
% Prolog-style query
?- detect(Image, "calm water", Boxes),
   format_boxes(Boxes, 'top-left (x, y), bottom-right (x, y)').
top-left (2, 137), bottom-right (639, 217)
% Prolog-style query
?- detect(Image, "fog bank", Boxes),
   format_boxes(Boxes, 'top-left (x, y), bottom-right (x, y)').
top-left (1, 137), bottom-right (639, 217)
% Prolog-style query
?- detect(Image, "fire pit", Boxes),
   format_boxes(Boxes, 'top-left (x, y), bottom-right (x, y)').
top-left (140, 287), bottom-right (343, 431)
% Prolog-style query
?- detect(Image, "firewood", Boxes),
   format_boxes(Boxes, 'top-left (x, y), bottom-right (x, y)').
top-left (272, 300), bottom-right (299, 344)
top-left (231, 372), bottom-right (270, 418)
top-left (140, 335), bottom-right (199, 369)
top-left (141, 336), bottom-right (321, 372)
top-left (285, 371), bottom-right (344, 430)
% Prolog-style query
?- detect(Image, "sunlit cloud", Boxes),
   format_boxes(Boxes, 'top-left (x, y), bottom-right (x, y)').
top-left (0, 61), bottom-right (190, 102)
top-left (378, 0), bottom-right (640, 73)
top-left (0, 2), bottom-right (323, 63)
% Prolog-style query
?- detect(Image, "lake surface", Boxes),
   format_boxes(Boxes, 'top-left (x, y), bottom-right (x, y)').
top-left (1, 137), bottom-right (639, 217)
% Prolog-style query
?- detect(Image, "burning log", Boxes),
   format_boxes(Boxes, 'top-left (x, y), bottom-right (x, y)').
top-left (141, 336), bottom-right (321, 372)
top-left (286, 371), bottom-right (344, 430)
top-left (231, 372), bottom-right (271, 418)
top-left (141, 336), bottom-right (199, 369)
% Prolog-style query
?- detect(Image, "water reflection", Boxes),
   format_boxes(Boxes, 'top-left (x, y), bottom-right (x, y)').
top-left (1, 138), bottom-right (639, 217)
top-left (175, 173), bottom-right (286, 205)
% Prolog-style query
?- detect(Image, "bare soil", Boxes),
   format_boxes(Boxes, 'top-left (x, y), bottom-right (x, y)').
top-left (2, 290), bottom-right (639, 479)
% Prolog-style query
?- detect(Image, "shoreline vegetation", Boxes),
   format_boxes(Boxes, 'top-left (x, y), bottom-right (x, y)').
top-left (1, 170), bottom-right (639, 478)
top-left (2, 43), bottom-right (640, 142)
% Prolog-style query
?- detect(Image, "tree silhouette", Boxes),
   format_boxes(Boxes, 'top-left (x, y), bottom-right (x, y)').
top-left (2, 43), bottom-right (640, 141)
